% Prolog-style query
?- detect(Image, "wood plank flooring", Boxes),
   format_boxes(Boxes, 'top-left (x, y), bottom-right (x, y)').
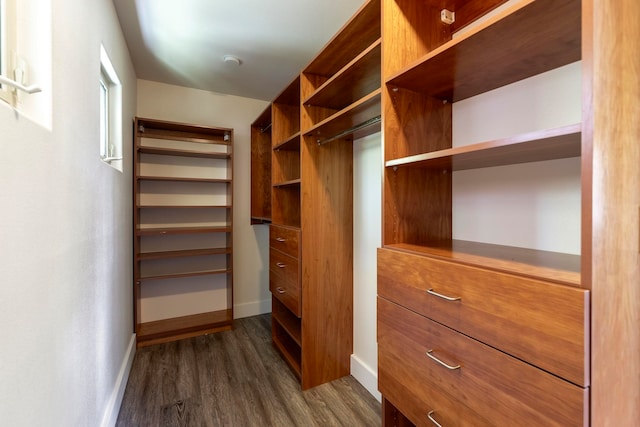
top-left (116, 314), bottom-right (381, 426)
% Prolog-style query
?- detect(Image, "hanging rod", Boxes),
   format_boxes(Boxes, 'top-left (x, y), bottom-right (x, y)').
top-left (316, 115), bottom-right (381, 146)
top-left (0, 75), bottom-right (42, 94)
top-left (260, 122), bottom-right (272, 133)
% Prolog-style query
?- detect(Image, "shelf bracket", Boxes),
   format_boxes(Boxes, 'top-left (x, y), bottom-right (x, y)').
top-left (440, 9), bottom-right (455, 25)
top-left (316, 115), bottom-right (381, 146)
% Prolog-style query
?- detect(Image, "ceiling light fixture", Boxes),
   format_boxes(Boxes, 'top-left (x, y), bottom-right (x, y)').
top-left (223, 55), bottom-right (242, 66)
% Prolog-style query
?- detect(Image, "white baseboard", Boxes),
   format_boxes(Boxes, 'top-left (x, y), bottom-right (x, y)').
top-left (100, 334), bottom-right (136, 427)
top-left (234, 298), bottom-right (271, 319)
top-left (351, 354), bottom-right (381, 402)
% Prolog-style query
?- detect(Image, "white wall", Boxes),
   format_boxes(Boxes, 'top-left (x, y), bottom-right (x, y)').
top-left (0, 0), bottom-right (137, 426)
top-left (352, 133), bottom-right (382, 401)
top-left (136, 79), bottom-right (271, 320)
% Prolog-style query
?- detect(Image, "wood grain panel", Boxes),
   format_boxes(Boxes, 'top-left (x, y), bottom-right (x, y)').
top-left (305, 90), bottom-right (381, 142)
top-left (271, 186), bottom-right (301, 228)
top-left (272, 148), bottom-right (300, 184)
top-left (585, 0), bottom-right (640, 424)
top-left (304, 41), bottom-right (381, 110)
top-left (382, 0), bottom-right (452, 77)
top-left (383, 86), bottom-right (451, 161)
top-left (378, 297), bottom-right (589, 426)
top-left (388, 0), bottom-right (581, 102)
top-left (383, 167), bottom-right (452, 246)
top-left (300, 133), bottom-right (353, 390)
top-left (250, 109), bottom-right (272, 222)
top-left (450, 0), bottom-right (510, 32)
top-left (378, 247), bottom-right (589, 386)
top-left (304, 0), bottom-right (380, 77)
top-left (269, 249), bottom-right (301, 317)
top-left (269, 224), bottom-right (300, 259)
top-left (137, 309), bottom-right (233, 347)
top-left (386, 124), bottom-right (581, 171)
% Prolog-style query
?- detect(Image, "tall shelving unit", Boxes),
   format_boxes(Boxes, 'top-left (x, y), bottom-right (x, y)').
top-left (377, 0), bottom-right (592, 425)
top-left (261, 0), bottom-right (381, 390)
top-left (133, 117), bottom-right (234, 347)
top-left (269, 76), bottom-right (304, 380)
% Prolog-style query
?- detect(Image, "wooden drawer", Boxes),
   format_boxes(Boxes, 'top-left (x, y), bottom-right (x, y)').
top-left (270, 224), bottom-right (300, 259)
top-left (270, 248), bottom-right (301, 317)
top-left (378, 297), bottom-right (589, 427)
top-left (378, 247), bottom-right (589, 386)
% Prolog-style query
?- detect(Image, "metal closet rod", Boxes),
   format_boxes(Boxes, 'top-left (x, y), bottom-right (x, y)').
top-left (0, 75), bottom-right (42, 94)
top-left (316, 115), bottom-right (381, 145)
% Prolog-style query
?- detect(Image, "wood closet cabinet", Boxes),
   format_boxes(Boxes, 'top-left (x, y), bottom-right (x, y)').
top-left (254, 0), bottom-right (382, 389)
top-left (250, 106), bottom-right (272, 224)
top-left (378, 0), bottom-right (640, 426)
top-left (133, 117), bottom-right (234, 347)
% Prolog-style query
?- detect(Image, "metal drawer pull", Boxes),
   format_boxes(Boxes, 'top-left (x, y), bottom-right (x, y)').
top-left (427, 288), bottom-right (461, 301)
top-left (427, 410), bottom-right (444, 427)
top-left (276, 262), bottom-right (287, 268)
top-left (275, 237), bottom-right (286, 242)
top-left (426, 350), bottom-right (461, 370)
top-left (276, 287), bottom-right (286, 294)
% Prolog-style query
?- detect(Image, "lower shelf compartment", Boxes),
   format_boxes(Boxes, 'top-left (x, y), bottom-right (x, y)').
top-left (272, 318), bottom-right (301, 379)
top-left (136, 309), bottom-right (233, 347)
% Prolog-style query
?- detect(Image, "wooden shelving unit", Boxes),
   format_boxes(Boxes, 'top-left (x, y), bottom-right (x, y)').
top-left (377, 0), bottom-right (596, 425)
top-left (133, 117), bottom-right (234, 347)
top-left (250, 105), bottom-right (272, 224)
top-left (247, 0), bottom-right (382, 391)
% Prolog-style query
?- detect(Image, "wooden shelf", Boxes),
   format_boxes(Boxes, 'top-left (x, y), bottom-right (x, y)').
top-left (384, 241), bottom-right (580, 287)
top-left (137, 176), bottom-right (231, 183)
top-left (137, 117), bottom-right (231, 142)
top-left (304, 89), bottom-right (381, 142)
top-left (385, 124), bottom-right (581, 170)
top-left (137, 204), bottom-right (232, 209)
top-left (138, 146), bottom-right (231, 159)
top-left (138, 267), bottom-right (231, 282)
top-left (136, 309), bottom-right (233, 347)
top-left (273, 132), bottom-right (300, 151)
top-left (304, 40), bottom-right (381, 110)
top-left (272, 321), bottom-right (302, 379)
top-left (304, 0), bottom-right (380, 77)
top-left (136, 225), bottom-right (231, 236)
top-left (272, 306), bottom-right (302, 346)
top-left (137, 247), bottom-right (231, 261)
top-left (250, 216), bottom-right (272, 225)
top-left (386, 0), bottom-right (581, 102)
top-left (273, 179), bottom-right (301, 188)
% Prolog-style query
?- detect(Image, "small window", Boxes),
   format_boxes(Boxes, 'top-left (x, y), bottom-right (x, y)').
top-left (0, 0), bottom-right (16, 104)
top-left (99, 44), bottom-right (122, 170)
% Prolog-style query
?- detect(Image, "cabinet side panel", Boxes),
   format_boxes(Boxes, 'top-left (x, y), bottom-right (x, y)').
top-left (586, 0), bottom-right (640, 424)
top-left (301, 134), bottom-right (353, 389)
top-left (382, 0), bottom-right (451, 77)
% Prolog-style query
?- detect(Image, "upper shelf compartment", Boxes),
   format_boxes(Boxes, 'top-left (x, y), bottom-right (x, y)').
top-left (386, 0), bottom-right (581, 102)
top-left (301, 0), bottom-right (381, 138)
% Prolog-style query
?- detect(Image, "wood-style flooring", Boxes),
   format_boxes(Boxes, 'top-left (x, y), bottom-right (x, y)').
top-left (116, 314), bottom-right (381, 426)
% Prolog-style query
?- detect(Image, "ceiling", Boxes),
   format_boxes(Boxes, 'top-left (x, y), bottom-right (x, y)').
top-left (113, 0), bottom-right (367, 101)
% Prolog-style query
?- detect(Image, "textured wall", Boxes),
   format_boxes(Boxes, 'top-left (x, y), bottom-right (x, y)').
top-left (0, 0), bottom-right (137, 425)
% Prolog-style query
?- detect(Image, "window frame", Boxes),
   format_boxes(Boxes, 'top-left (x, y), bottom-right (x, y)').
top-left (99, 44), bottom-right (122, 170)
top-left (0, 0), bottom-right (17, 104)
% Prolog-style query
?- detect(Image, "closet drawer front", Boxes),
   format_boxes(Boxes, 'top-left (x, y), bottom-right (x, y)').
top-left (378, 248), bottom-right (589, 386)
top-left (270, 249), bottom-right (301, 317)
top-left (378, 297), bottom-right (588, 427)
top-left (270, 225), bottom-right (300, 259)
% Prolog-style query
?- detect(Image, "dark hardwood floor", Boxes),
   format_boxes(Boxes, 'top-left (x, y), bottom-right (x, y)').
top-left (116, 314), bottom-right (381, 426)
